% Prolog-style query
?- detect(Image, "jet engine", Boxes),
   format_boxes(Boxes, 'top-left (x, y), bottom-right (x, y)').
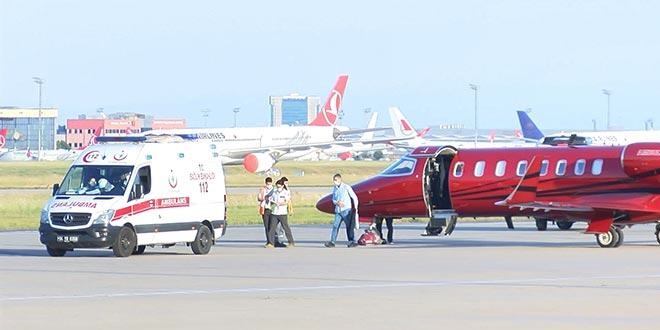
top-left (243, 153), bottom-right (276, 173)
top-left (622, 143), bottom-right (660, 178)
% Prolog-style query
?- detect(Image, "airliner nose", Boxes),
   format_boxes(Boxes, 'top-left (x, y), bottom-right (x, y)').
top-left (315, 193), bottom-right (334, 214)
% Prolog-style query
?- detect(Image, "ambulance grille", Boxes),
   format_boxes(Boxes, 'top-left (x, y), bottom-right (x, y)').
top-left (51, 213), bottom-right (92, 227)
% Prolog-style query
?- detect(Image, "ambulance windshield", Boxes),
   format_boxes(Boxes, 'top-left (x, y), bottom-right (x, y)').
top-left (56, 165), bottom-right (134, 196)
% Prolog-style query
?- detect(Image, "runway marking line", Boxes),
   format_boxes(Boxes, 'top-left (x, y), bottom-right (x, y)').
top-left (3, 273), bottom-right (660, 302)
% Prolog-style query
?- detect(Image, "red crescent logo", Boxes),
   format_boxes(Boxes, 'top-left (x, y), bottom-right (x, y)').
top-left (113, 151), bottom-right (128, 161)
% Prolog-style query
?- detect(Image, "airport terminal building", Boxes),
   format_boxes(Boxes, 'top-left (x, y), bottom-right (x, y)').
top-left (0, 106), bottom-right (58, 151)
top-left (269, 93), bottom-right (320, 126)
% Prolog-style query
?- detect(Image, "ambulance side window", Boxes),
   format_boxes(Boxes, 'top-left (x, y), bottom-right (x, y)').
top-left (129, 166), bottom-right (151, 200)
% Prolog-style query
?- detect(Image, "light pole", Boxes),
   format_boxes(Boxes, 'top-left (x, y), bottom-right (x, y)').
top-left (201, 108), bottom-right (210, 127)
top-left (32, 77), bottom-right (44, 160)
top-left (469, 84), bottom-right (478, 148)
top-left (602, 89), bottom-right (611, 130)
top-left (233, 107), bottom-right (240, 127)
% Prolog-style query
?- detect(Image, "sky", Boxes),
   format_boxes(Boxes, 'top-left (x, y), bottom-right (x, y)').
top-left (2, 0), bottom-right (660, 131)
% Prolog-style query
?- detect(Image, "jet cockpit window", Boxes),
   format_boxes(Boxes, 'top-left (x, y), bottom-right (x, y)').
top-left (556, 159), bottom-right (567, 176)
top-left (453, 162), bottom-right (465, 177)
top-left (381, 157), bottom-right (416, 176)
top-left (575, 159), bottom-right (586, 176)
top-left (474, 161), bottom-right (486, 177)
top-left (516, 160), bottom-right (528, 177)
top-left (592, 159), bottom-right (603, 175)
top-left (495, 160), bottom-right (507, 177)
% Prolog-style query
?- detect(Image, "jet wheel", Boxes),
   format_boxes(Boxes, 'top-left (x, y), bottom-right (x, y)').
top-left (595, 226), bottom-right (622, 248)
top-left (535, 218), bottom-right (548, 231)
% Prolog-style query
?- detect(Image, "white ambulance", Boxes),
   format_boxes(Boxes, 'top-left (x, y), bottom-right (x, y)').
top-left (39, 136), bottom-right (227, 257)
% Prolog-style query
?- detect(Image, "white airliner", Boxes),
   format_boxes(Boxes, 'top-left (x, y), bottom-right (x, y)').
top-left (388, 107), bottom-right (530, 149)
top-left (317, 111), bottom-right (395, 160)
top-left (141, 75), bottom-right (413, 172)
top-left (517, 111), bottom-right (660, 146)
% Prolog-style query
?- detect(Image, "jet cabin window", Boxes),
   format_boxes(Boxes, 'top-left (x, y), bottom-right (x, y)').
top-left (592, 159), bottom-right (604, 175)
top-left (495, 160), bottom-right (507, 177)
top-left (381, 158), bottom-right (416, 176)
top-left (574, 159), bottom-right (586, 176)
top-left (556, 159), bottom-right (567, 176)
top-left (540, 160), bottom-right (549, 176)
top-left (453, 162), bottom-right (465, 177)
top-left (474, 161), bottom-right (486, 177)
top-left (516, 160), bottom-right (528, 176)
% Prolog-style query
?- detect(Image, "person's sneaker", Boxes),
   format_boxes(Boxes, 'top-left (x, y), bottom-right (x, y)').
top-left (347, 241), bottom-right (358, 248)
top-left (286, 243), bottom-right (295, 248)
top-left (274, 242), bottom-right (287, 248)
top-left (324, 241), bottom-right (335, 248)
top-left (264, 243), bottom-right (274, 248)
top-left (381, 240), bottom-right (388, 245)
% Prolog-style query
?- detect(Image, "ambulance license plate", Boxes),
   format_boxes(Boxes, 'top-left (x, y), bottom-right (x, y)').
top-left (57, 235), bottom-right (79, 243)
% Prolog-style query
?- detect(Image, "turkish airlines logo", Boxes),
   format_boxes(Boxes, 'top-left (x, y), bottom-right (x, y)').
top-left (399, 119), bottom-right (415, 136)
top-left (321, 89), bottom-right (342, 125)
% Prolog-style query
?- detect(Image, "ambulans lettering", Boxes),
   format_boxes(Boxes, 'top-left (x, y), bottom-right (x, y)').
top-left (157, 197), bottom-right (190, 208)
top-left (51, 201), bottom-right (98, 208)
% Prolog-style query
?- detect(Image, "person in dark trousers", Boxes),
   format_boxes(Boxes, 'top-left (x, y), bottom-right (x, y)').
top-left (267, 179), bottom-right (295, 247)
top-left (257, 177), bottom-right (275, 247)
top-left (325, 173), bottom-right (359, 248)
top-left (375, 217), bottom-right (394, 244)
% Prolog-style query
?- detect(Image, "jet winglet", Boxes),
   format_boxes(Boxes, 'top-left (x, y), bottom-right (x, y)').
top-left (495, 156), bottom-right (541, 206)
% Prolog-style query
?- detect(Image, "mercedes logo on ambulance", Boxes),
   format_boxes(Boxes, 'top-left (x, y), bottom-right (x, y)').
top-left (63, 214), bottom-right (74, 224)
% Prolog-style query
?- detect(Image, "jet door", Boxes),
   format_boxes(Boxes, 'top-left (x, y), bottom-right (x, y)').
top-left (422, 146), bottom-right (458, 235)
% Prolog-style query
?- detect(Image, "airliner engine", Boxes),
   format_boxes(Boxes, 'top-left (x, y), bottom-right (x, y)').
top-left (243, 153), bottom-right (276, 173)
top-left (622, 143), bottom-right (660, 180)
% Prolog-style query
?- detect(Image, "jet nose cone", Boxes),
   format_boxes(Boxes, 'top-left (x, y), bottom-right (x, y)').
top-left (316, 193), bottom-right (334, 214)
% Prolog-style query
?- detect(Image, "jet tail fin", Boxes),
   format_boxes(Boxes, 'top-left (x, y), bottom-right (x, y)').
top-left (309, 74), bottom-right (349, 126)
top-left (516, 111), bottom-right (544, 141)
top-left (389, 107), bottom-right (417, 138)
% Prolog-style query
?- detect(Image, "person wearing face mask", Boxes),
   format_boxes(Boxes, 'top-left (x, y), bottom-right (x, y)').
top-left (258, 177), bottom-right (276, 246)
top-left (324, 173), bottom-right (359, 248)
top-left (266, 179), bottom-right (295, 248)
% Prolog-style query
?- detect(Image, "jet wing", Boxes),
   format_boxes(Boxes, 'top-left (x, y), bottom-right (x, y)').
top-left (496, 156), bottom-right (660, 214)
top-left (498, 193), bottom-right (660, 214)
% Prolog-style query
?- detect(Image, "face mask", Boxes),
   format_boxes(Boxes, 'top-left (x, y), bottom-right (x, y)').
top-left (334, 180), bottom-right (340, 187)
top-left (277, 186), bottom-right (283, 192)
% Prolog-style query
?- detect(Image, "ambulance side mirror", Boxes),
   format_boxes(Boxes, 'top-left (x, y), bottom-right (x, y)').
top-left (52, 183), bottom-right (60, 196)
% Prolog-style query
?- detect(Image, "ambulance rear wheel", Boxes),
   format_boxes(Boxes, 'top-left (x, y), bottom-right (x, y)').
top-left (655, 224), bottom-right (660, 245)
top-left (191, 225), bottom-right (213, 255)
top-left (535, 218), bottom-right (548, 231)
top-left (46, 246), bottom-right (66, 257)
top-left (113, 226), bottom-right (137, 257)
top-left (132, 245), bottom-right (146, 255)
top-left (596, 226), bottom-right (621, 248)
top-left (556, 221), bottom-right (573, 230)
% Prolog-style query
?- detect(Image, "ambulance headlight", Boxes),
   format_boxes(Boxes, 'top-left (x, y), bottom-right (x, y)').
top-left (40, 207), bottom-right (49, 224)
top-left (92, 209), bottom-right (116, 225)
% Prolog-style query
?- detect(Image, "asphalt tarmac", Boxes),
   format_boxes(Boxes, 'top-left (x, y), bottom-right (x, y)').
top-left (2, 222), bottom-right (660, 330)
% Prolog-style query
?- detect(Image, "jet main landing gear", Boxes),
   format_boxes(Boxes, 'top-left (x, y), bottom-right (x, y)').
top-left (595, 226), bottom-right (624, 248)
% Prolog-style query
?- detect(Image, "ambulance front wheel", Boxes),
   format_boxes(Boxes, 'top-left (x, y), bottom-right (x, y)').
top-left (191, 225), bottom-right (213, 255)
top-left (46, 246), bottom-right (66, 257)
top-left (113, 226), bottom-right (137, 257)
